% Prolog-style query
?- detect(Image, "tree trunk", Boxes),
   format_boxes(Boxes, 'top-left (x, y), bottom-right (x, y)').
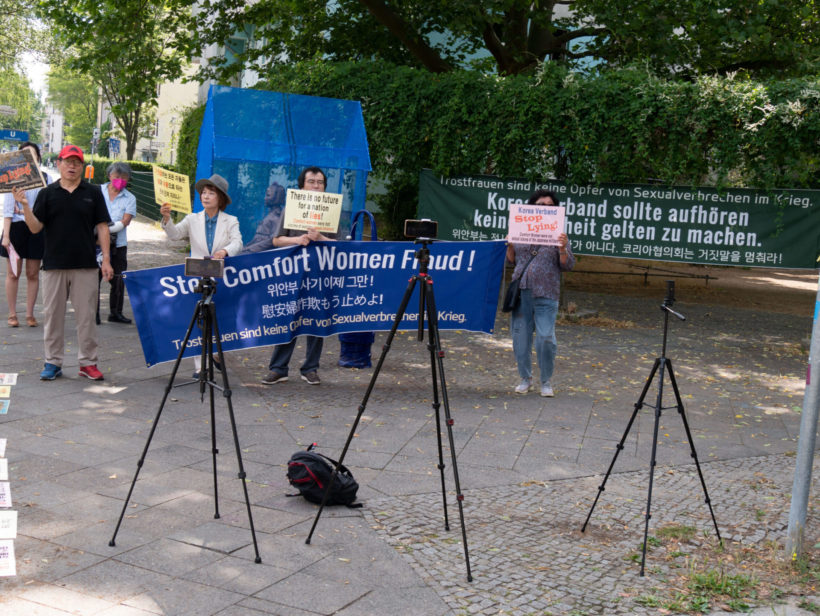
top-left (358, 0), bottom-right (453, 73)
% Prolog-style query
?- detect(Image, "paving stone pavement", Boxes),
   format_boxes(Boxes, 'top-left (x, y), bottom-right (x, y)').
top-left (0, 216), bottom-right (818, 615)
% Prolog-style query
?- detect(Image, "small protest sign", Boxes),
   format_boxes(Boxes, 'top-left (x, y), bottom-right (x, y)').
top-left (508, 203), bottom-right (566, 246)
top-left (283, 189), bottom-right (342, 234)
top-left (0, 511), bottom-right (17, 539)
top-left (153, 166), bottom-right (191, 214)
top-left (0, 149), bottom-right (46, 194)
top-left (0, 539), bottom-right (15, 576)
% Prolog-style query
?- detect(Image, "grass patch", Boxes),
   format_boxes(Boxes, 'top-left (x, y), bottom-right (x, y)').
top-left (635, 594), bottom-right (662, 607)
top-left (657, 524), bottom-right (698, 542)
top-left (798, 599), bottom-right (820, 614)
top-left (688, 568), bottom-right (755, 598)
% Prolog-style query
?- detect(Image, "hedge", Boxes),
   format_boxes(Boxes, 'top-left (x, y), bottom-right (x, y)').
top-left (175, 61), bottom-right (820, 238)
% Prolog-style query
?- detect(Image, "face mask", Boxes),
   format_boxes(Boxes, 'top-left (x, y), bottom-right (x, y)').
top-left (111, 178), bottom-right (127, 191)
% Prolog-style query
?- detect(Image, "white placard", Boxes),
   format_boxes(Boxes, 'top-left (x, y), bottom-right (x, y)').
top-left (0, 511), bottom-right (17, 538)
top-left (0, 539), bottom-right (16, 576)
top-left (508, 203), bottom-right (566, 246)
top-left (0, 438), bottom-right (5, 457)
top-left (0, 483), bottom-right (11, 508)
top-left (0, 374), bottom-right (17, 385)
top-left (0, 459), bottom-right (7, 480)
top-left (283, 188), bottom-right (342, 234)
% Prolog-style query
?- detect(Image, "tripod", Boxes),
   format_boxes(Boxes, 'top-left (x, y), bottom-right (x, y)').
top-left (109, 277), bottom-right (262, 564)
top-left (581, 281), bottom-right (720, 576)
top-left (305, 239), bottom-right (473, 582)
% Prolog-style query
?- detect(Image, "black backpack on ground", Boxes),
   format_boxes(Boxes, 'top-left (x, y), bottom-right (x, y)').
top-left (287, 446), bottom-right (361, 507)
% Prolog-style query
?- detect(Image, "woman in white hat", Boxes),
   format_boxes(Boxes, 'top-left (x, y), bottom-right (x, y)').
top-left (160, 173), bottom-right (242, 259)
top-left (160, 173), bottom-right (243, 377)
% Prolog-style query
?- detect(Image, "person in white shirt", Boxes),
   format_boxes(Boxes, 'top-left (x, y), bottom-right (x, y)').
top-left (160, 173), bottom-right (243, 378)
top-left (1, 141), bottom-right (49, 328)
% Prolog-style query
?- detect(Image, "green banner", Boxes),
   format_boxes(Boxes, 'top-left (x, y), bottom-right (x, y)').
top-left (418, 169), bottom-right (820, 269)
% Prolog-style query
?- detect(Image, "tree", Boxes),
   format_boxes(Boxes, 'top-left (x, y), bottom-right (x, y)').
top-left (0, 0), bottom-right (53, 71)
top-left (187, 0), bottom-right (820, 79)
top-left (576, 0), bottom-right (820, 76)
top-left (252, 60), bottom-right (820, 236)
top-left (39, 0), bottom-right (192, 159)
top-left (46, 65), bottom-right (98, 150)
top-left (0, 68), bottom-right (43, 142)
top-left (189, 0), bottom-right (604, 78)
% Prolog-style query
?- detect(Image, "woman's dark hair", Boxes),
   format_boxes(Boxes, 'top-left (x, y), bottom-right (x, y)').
top-left (18, 141), bottom-right (41, 163)
top-left (526, 189), bottom-right (559, 206)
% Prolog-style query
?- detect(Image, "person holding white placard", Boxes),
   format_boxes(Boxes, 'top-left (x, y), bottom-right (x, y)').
top-left (506, 190), bottom-right (575, 397)
top-left (262, 167), bottom-right (336, 386)
top-left (160, 173), bottom-right (243, 379)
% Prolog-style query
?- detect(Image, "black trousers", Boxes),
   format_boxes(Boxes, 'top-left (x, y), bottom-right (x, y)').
top-left (98, 245), bottom-right (128, 316)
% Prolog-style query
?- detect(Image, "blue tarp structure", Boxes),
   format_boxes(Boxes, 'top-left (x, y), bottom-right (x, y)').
top-left (195, 85), bottom-right (372, 243)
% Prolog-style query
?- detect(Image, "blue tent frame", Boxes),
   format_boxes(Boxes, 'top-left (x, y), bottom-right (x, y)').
top-left (195, 85), bottom-right (372, 242)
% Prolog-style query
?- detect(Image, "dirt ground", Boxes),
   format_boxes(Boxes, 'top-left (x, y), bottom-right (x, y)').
top-left (562, 255), bottom-right (818, 317)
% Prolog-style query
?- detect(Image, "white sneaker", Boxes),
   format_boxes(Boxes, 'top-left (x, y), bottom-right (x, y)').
top-left (514, 379), bottom-right (532, 394)
top-left (540, 384), bottom-right (554, 397)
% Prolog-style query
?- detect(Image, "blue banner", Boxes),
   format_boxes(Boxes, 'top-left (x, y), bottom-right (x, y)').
top-left (124, 240), bottom-right (506, 366)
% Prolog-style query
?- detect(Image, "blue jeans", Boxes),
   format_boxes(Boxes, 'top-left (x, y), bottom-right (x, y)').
top-left (511, 289), bottom-right (558, 384)
top-left (268, 335), bottom-right (323, 375)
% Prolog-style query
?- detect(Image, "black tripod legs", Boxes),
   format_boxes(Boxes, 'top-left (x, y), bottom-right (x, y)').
top-left (206, 300), bottom-right (263, 563)
top-left (421, 276), bottom-right (472, 581)
top-left (110, 301), bottom-right (201, 547)
top-left (110, 286), bottom-right (262, 564)
top-left (305, 271), bottom-right (419, 546)
top-left (581, 356), bottom-right (720, 576)
top-left (305, 270), bottom-right (473, 582)
top-left (581, 358), bottom-right (659, 535)
top-left (666, 360), bottom-right (721, 545)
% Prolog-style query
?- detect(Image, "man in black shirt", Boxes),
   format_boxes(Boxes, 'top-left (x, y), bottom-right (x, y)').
top-left (261, 167), bottom-right (335, 386)
top-left (17, 145), bottom-right (113, 380)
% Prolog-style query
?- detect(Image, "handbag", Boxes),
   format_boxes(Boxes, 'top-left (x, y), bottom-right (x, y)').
top-left (501, 278), bottom-right (521, 312)
top-left (501, 250), bottom-right (539, 313)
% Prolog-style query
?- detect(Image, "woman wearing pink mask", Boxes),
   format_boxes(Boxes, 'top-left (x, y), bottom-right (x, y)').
top-left (98, 162), bottom-right (136, 324)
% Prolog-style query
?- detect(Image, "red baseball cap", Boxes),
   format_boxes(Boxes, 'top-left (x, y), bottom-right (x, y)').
top-left (58, 145), bottom-right (84, 162)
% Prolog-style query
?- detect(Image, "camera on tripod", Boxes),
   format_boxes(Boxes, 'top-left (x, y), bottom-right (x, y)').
top-left (404, 219), bottom-right (438, 240)
top-left (185, 257), bottom-right (224, 278)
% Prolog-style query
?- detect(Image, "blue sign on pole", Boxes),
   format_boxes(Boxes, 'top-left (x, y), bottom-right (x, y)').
top-left (0, 130), bottom-right (29, 142)
top-left (109, 138), bottom-right (120, 154)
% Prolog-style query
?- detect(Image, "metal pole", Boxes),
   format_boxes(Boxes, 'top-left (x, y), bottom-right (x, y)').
top-left (785, 272), bottom-right (820, 560)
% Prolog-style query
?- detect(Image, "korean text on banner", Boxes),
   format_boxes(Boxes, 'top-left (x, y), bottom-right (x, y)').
top-left (283, 189), bottom-right (343, 234)
top-left (0, 149), bottom-right (45, 194)
top-left (124, 240), bottom-right (506, 366)
top-left (153, 166), bottom-right (192, 214)
top-left (418, 169), bottom-right (820, 269)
